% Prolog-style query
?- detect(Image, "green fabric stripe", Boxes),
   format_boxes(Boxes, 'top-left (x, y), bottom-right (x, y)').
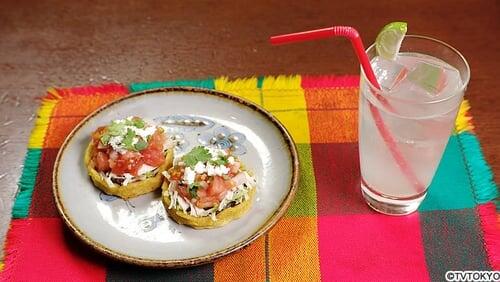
top-left (257, 76), bottom-right (264, 88)
top-left (457, 132), bottom-right (499, 204)
top-left (129, 79), bottom-right (215, 93)
top-left (419, 136), bottom-right (476, 211)
top-left (12, 148), bottom-right (42, 218)
top-left (286, 144), bottom-right (317, 217)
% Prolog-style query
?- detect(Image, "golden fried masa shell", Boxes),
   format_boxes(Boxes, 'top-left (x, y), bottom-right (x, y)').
top-left (161, 180), bottom-right (256, 229)
top-left (84, 142), bottom-right (173, 199)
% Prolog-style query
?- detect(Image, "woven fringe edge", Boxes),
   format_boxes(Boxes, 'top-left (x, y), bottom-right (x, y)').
top-left (214, 76), bottom-right (258, 90)
top-left (27, 95), bottom-right (58, 148)
top-left (53, 83), bottom-right (128, 97)
top-left (0, 219), bottom-right (29, 280)
top-left (129, 79), bottom-right (215, 93)
top-left (261, 75), bottom-right (301, 90)
top-left (477, 203), bottom-right (500, 270)
top-left (458, 130), bottom-right (500, 269)
top-left (458, 132), bottom-right (499, 204)
top-left (454, 100), bottom-right (474, 134)
top-left (301, 75), bottom-right (359, 89)
top-left (12, 89), bottom-right (61, 218)
top-left (11, 149), bottom-right (42, 218)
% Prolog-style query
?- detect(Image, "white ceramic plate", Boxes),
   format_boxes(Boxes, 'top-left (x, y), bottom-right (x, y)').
top-left (53, 87), bottom-right (299, 267)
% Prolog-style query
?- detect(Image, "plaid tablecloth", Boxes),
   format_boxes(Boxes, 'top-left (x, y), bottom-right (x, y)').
top-left (1, 75), bottom-right (498, 281)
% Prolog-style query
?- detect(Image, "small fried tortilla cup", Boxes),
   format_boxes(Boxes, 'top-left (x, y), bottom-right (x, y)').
top-left (84, 142), bottom-right (174, 199)
top-left (161, 180), bottom-right (256, 229)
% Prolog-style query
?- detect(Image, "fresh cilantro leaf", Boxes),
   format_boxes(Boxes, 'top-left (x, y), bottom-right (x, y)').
top-left (189, 183), bottom-right (200, 199)
top-left (132, 117), bottom-right (145, 128)
top-left (134, 138), bottom-right (148, 151)
top-left (182, 146), bottom-right (212, 167)
top-left (107, 122), bottom-right (125, 136)
top-left (210, 155), bottom-right (228, 166)
top-left (122, 129), bottom-right (136, 150)
top-left (100, 133), bottom-right (111, 145)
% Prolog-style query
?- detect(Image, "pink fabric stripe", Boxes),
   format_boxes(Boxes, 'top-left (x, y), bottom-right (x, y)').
top-left (0, 218), bottom-right (106, 281)
top-left (477, 203), bottom-right (500, 270)
top-left (1, 219), bottom-right (28, 281)
top-left (301, 75), bottom-right (359, 89)
top-left (318, 213), bottom-right (430, 281)
top-left (56, 83), bottom-right (128, 97)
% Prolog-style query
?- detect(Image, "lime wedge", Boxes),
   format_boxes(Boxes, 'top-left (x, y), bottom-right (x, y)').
top-left (375, 22), bottom-right (407, 60)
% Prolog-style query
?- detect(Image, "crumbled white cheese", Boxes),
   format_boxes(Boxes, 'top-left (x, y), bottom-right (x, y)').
top-left (206, 163), bottom-right (230, 176)
top-left (207, 164), bottom-right (229, 176)
top-left (193, 161), bottom-right (229, 176)
top-left (183, 167), bottom-right (196, 184)
top-left (125, 125), bottom-right (157, 140)
top-left (227, 156), bottom-right (235, 164)
top-left (215, 165), bottom-right (230, 176)
top-left (206, 146), bottom-right (227, 160)
top-left (205, 163), bottom-right (214, 175)
top-left (107, 117), bottom-right (159, 153)
top-left (108, 136), bottom-right (126, 154)
top-left (194, 161), bottom-right (206, 174)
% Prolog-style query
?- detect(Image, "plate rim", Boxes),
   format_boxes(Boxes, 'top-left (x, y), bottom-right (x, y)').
top-left (52, 86), bottom-right (300, 267)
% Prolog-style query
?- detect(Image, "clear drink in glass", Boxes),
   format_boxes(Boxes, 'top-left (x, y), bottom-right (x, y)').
top-left (359, 35), bottom-right (470, 215)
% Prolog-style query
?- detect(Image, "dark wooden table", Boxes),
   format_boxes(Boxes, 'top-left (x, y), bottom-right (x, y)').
top-left (0, 0), bottom-right (498, 253)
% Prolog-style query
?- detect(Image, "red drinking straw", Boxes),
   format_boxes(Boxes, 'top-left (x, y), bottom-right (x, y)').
top-left (270, 26), bottom-right (425, 193)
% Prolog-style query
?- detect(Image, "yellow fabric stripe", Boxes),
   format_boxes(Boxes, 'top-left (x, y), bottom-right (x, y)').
top-left (262, 75), bottom-right (310, 143)
top-left (27, 88), bottom-right (60, 149)
top-left (214, 77), bottom-right (261, 105)
top-left (262, 75), bottom-right (304, 110)
top-left (455, 99), bottom-right (474, 134)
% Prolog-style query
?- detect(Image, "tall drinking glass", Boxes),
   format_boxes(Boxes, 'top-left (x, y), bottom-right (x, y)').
top-left (359, 35), bottom-right (470, 215)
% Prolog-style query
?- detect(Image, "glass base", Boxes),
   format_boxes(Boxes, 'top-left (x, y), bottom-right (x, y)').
top-left (361, 182), bottom-right (427, 216)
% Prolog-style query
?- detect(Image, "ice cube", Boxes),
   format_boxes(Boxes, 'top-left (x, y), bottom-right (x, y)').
top-left (371, 56), bottom-right (409, 91)
top-left (407, 61), bottom-right (450, 96)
